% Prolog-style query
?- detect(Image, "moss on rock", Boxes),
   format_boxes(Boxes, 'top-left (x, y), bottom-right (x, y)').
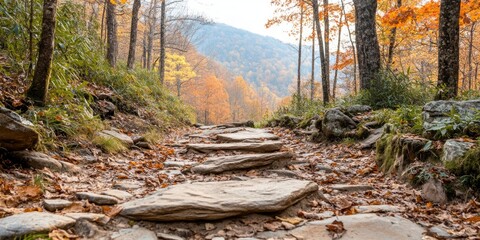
top-left (445, 146), bottom-right (480, 189)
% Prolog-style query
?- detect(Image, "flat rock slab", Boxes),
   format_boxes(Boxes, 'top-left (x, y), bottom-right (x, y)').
top-left (101, 189), bottom-right (133, 201)
top-left (76, 192), bottom-right (119, 205)
top-left (258, 214), bottom-right (425, 240)
top-left (111, 227), bottom-right (157, 240)
top-left (120, 178), bottom-right (318, 221)
top-left (98, 130), bottom-right (134, 146)
top-left (43, 199), bottom-right (73, 212)
top-left (0, 212), bottom-right (76, 239)
top-left (64, 213), bottom-right (110, 225)
top-left (331, 184), bottom-right (374, 192)
top-left (354, 205), bottom-right (404, 213)
top-left (191, 152), bottom-right (294, 174)
top-left (9, 151), bottom-right (80, 173)
top-left (187, 141), bottom-right (283, 153)
top-left (217, 131), bottom-right (279, 142)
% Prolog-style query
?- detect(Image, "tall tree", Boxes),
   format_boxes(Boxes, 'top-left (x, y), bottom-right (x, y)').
top-left (159, 0), bottom-right (166, 85)
top-left (341, 0), bottom-right (357, 93)
top-left (312, 0), bottom-right (330, 104)
top-left (353, 0), bottom-right (381, 90)
top-left (106, 0), bottom-right (117, 67)
top-left (297, 4), bottom-right (304, 102)
top-left (127, 0), bottom-right (141, 70)
top-left (146, 0), bottom-right (158, 70)
top-left (26, 0), bottom-right (58, 106)
top-left (332, 6), bottom-right (343, 100)
top-left (310, 16), bottom-right (315, 101)
top-left (436, 0), bottom-right (461, 99)
top-left (323, 0), bottom-right (330, 98)
top-left (386, 0), bottom-right (402, 69)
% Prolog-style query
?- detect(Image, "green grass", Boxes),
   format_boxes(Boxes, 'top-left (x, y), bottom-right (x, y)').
top-left (92, 135), bottom-right (128, 154)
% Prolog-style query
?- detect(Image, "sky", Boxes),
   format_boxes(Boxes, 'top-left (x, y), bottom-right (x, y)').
top-left (186, 0), bottom-right (296, 43)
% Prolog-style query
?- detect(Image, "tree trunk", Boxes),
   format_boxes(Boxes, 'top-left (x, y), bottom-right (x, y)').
top-left (323, 0), bottom-right (330, 98)
top-left (159, 0), bottom-right (166, 85)
top-left (127, 0), bottom-right (141, 70)
top-left (340, 0), bottom-right (357, 94)
top-left (311, 17), bottom-right (315, 101)
top-left (106, 0), bottom-right (117, 67)
top-left (333, 8), bottom-right (343, 100)
top-left (26, 0), bottom-right (57, 106)
top-left (27, 0), bottom-right (34, 77)
top-left (100, 0), bottom-right (106, 46)
top-left (146, 0), bottom-right (157, 70)
top-left (386, 0), bottom-right (402, 69)
top-left (142, 30), bottom-right (147, 68)
top-left (436, 0), bottom-right (460, 100)
top-left (353, 0), bottom-right (381, 90)
top-left (297, 6), bottom-right (304, 103)
top-left (467, 22), bottom-right (476, 90)
top-left (312, 0), bottom-right (329, 104)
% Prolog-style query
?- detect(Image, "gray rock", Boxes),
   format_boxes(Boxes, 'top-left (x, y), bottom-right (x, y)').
top-left (257, 214), bottom-right (425, 240)
top-left (76, 192), bottom-right (119, 205)
top-left (9, 151), bottom-right (80, 173)
top-left (75, 219), bottom-right (108, 239)
top-left (164, 161), bottom-right (196, 168)
top-left (100, 189), bottom-right (133, 201)
top-left (428, 225), bottom-right (453, 239)
top-left (98, 130), bottom-right (134, 146)
top-left (345, 105), bottom-right (372, 115)
top-left (216, 131), bottom-right (279, 142)
top-left (43, 199), bottom-right (73, 212)
top-left (0, 212), bottom-right (76, 239)
top-left (359, 126), bottom-right (385, 149)
top-left (64, 213), bottom-right (110, 225)
top-left (157, 232), bottom-right (185, 240)
top-left (322, 108), bottom-right (357, 138)
top-left (187, 141), bottom-right (283, 153)
top-left (120, 178), bottom-right (318, 221)
top-left (354, 205), bottom-right (404, 213)
top-left (423, 100), bottom-right (480, 135)
top-left (331, 184), bottom-right (374, 192)
top-left (191, 152), bottom-right (294, 174)
top-left (113, 182), bottom-right (142, 190)
top-left (315, 165), bottom-right (333, 173)
top-left (421, 179), bottom-right (447, 204)
top-left (442, 139), bottom-right (475, 163)
top-left (136, 141), bottom-right (152, 149)
top-left (112, 227), bottom-right (157, 240)
top-left (266, 169), bottom-right (300, 178)
top-left (0, 107), bottom-right (39, 151)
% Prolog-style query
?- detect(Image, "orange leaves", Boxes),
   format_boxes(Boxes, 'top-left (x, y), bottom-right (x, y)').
top-left (381, 6), bottom-right (416, 28)
top-left (110, 0), bottom-right (128, 5)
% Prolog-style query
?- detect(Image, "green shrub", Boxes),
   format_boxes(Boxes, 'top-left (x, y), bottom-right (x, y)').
top-left (353, 70), bottom-right (434, 109)
top-left (373, 106), bottom-right (424, 135)
top-left (445, 145), bottom-right (480, 190)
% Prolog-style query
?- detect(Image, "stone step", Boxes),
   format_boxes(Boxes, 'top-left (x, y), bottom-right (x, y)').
top-left (257, 214), bottom-right (425, 240)
top-left (191, 152), bottom-right (294, 174)
top-left (0, 212), bottom-right (76, 239)
top-left (120, 178), bottom-right (318, 221)
top-left (216, 130), bottom-right (279, 142)
top-left (187, 141), bottom-right (283, 153)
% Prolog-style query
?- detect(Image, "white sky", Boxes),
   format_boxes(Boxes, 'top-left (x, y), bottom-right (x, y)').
top-left (186, 0), bottom-right (296, 43)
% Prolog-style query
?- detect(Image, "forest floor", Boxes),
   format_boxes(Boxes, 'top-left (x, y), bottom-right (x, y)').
top-left (1, 124), bottom-right (480, 240)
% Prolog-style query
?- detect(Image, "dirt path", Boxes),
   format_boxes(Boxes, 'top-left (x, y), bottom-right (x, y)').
top-left (0, 126), bottom-right (478, 239)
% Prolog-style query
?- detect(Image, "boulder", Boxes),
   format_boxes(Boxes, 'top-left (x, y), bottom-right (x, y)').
top-left (442, 139), bottom-right (475, 163)
top-left (345, 105), bottom-right (372, 115)
top-left (76, 192), bottom-right (119, 205)
top-left (187, 141), bottom-right (283, 153)
top-left (216, 131), bottom-right (279, 142)
top-left (322, 108), bottom-right (357, 138)
top-left (120, 178), bottom-right (318, 221)
top-left (0, 212), bottom-right (76, 239)
top-left (43, 199), bottom-right (73, 212)
top-left (421, 179), bottom-right (447, 204)
top-left (257, 214), bottom-right (425, 240)
top-left (359, 126), bottom-right (385, 149)
top-left (92, 100), bottom-right (116, 120)
top-left (423, 100), bottom-right (480, 137)
top-left (191, 152), bottom-right (294, 174)
top-left (0, 107), bottom-right (38, 151)
top-left (9, 151), bottom-right (80, 173)
top-left (267, 115), bottom-right (301, 129)
top-left (97, 130), bottom-right (134, 146)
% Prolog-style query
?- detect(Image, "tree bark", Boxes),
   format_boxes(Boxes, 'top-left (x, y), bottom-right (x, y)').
top-left (297, 6), bottom-right (304, 103)
top-left (311, 17), bottom-right (315, 101)
top-left (340, 0), bottom-right (357, 94)
top-left (353, 0), bottom-right (381, 90)
top-left (146, 0), bottom-right (157, 70)
top-left (127, 0), bottom-right (141, 70)
top-left (386, 0), bottom-right (402, 69)
top-left (26, 0), bottom-right (57, 106)
top-left (312, 0), bottom-right (329, 104)
top-left (323, 0), bottom-right (330, 98)
top-left (106, 0), bottom-right (117, 67)
top-left (27, 0), bottom-right (34, 77)
top-left (467, 22), bottom-right (476, 90)
top-left (436, 0), bottom-right (460, 100)
top-left (333, 8), bottom-right (343, 100)
top-left (159, 0), bottom-right (166, 85)
top-left (142, 29), bottom-right (147, 68)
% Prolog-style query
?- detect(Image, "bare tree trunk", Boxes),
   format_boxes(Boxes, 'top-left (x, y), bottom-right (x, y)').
top-left (297, 6), bottom-right (304, 103)
top-left (340, 0), bottom-right (357, 94)
top-left (333, 8), bottom-right (343, 100)
top-left (159, 0), bottom-right (166, 85)
top-left (146, 0), bottom-right (157, 70)
top-left (311, 17), bottom-right (315, 101)
top-left (312, 0), bottom-right (329, 104)
top-left (353, 0), bottom-right (381, 90)
top-left (142, 30), bottom-right (147, 68)
top-left (100, 0), bottom-right (106, 48)
top-left (323, 0), bottom-right (330, 98)
top-left (127, 0), bottom-right (141, 70)
top-left (106, 0), bottom-right (117, 67)
top-left (436, 0), bottom-right (460, 100)
top-left (26, 0), bottom-right (57, 106)
top-left (467, 22), bottom-right (476, 90)
top-left (386, 0), bottom-right (402, 69)
top-left (27, 0), bottom-right (34, 77)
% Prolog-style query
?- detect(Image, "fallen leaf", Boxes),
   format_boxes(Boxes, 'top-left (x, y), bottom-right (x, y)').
top-left (275, 216), bottom-right (303, 225)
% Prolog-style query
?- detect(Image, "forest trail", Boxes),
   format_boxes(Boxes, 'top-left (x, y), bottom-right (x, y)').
top-left (0, 124), bottom-right (468, 240)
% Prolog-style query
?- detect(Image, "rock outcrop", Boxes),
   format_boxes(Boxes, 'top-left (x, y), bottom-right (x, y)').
top-left (0, 107), bottom-right (38, 151)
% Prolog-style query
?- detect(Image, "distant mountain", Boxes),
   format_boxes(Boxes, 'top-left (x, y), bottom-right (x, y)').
top-left (193, 23), bottom-right (315, 97)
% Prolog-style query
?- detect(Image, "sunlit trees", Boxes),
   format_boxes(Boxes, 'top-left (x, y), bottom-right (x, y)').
top-left (164, 53), bottom-right (196, 97)
top-left (127, 0), bottom-right (141, 69)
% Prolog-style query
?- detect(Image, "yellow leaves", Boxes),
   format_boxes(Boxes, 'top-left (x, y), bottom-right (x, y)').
top-left (275, 216), bottom-right (303, 225)
top-left (110, 0), bottom-right (128, 5)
